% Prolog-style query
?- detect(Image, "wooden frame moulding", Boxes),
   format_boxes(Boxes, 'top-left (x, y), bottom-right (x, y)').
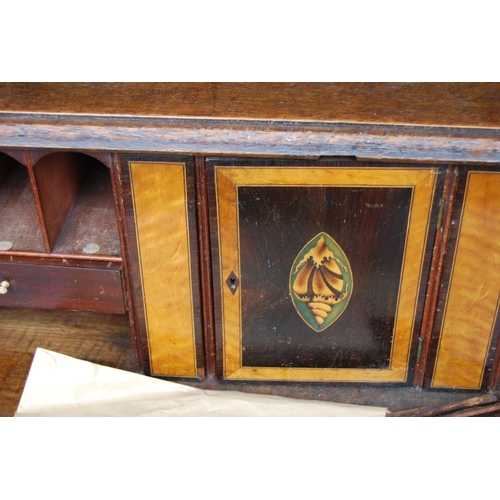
top-left (1, 113), bottom-right (500, 165)
top-left (412, 165), bottom-right (459, 387)
top-left (195, 156), bottom-right (217, 378)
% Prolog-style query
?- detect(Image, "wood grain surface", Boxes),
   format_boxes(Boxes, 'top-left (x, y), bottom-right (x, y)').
top-left (214, 165), bottom-right (437, 382)
top-left (1, 307), bottom-right (496, 417)
top-left (195, 156), bottom-right (217, 378)
top-left (0, 159), bottom-right (46, 253)
top-left (1, 83), bottom-right (499, 128)
top-left (238, 186), bottom-right (410, 369)
top-left (0, 307), bottom-right (137, 417)
top-left (2, 115), bottom-right (500, 165)
top-left (445, 402), bottom-right (500, 417)
top-left (387, 394), bottom-right (498, 417)
top-left (52, 161), bottom-right (121, 257)
top-left (30, 152), bottom-right (87, 251)
top-left (432, 172), bottom-right (500, 389)
top-left (413, 166), bottom-right (459, 387)
top-left (130, 162), bottom-right (197, 377)
top-left (1, 83), bottom-right (499, 409)
top-left (0, 261), bottom-right (126, 314)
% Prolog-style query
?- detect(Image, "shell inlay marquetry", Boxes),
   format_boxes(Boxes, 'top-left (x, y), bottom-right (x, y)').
top-left (290, 232), bottom-right (352, 331)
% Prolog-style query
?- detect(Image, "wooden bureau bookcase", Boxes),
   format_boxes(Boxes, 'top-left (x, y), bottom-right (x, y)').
top-left (1, 83), bottom-right (500, 410)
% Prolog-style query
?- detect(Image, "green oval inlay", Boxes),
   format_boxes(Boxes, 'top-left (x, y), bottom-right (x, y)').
top-left (289, 232), bottom-right (353, 332)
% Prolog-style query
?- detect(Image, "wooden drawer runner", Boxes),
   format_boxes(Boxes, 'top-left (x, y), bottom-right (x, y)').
top-left (0, 262), bottom-right (126, 314)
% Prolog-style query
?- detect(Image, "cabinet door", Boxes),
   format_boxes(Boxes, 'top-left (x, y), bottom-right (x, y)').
top-left (209, 160), bottom-right (442, 384)
top-left (429, 168), bottom-right (500, 390)
top-left (120, 156), bottom-right (204, 378)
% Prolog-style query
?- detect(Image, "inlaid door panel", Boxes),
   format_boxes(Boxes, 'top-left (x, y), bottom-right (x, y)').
top-left (429, 169), bottom-right (500, 390)
top-left (209, 160), bottom-right (442, 384)
top-left (120, 156), bottom-right (204, 378)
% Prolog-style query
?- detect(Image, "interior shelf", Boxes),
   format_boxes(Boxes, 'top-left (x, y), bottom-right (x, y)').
top-left (52, 159), bottom-right (121, 257)
top-left (0, 153), bottom-right (46, 253)
top-left (0, 151), bottom-right (121, 259)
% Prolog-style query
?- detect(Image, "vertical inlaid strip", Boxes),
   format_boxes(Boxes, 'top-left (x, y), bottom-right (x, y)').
top-left (130, 162), bottom-right (197, 377)
top-left (432, 172), bottom-right (500, 389)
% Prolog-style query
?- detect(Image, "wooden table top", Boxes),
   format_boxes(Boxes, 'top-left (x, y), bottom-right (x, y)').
top-left (1, 83), bottom-right (499, 128)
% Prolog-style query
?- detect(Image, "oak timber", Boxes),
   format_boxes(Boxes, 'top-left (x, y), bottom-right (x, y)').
top-left (0, 307), bottom-right (136, 417)
top-left (0, 83), bottom-right (499, 128)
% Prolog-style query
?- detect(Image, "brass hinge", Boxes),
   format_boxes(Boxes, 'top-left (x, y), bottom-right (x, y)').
top-left (416, 337), bottom-right (424, 363)
top-left (436, 198), bottom-right (447, 230)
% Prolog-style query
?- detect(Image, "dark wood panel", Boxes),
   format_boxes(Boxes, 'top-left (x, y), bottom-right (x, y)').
top-left (110, 153), bottom-right (140, 370)
top-left (0, 152), bottom-right (15, 189)
top-left (195, 156), bottom-right (217, 378)
top-left (0, 149), bottom-right (28, 166)
top-left (0, 261), bottom-right (126, 314)
top-left (238, 185), bottom-right (411, 369)
top-left (1, 83), bottom-right (500, 128)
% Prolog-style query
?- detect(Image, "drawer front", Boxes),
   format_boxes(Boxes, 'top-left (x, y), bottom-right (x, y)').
top-left (0, 262), bottom-right (126, 314)
top-left (210, 162), bottom-right (441, 384)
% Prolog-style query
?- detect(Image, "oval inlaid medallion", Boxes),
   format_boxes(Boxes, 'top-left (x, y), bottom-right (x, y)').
top-left (289, 232), bottom-right (353, 331)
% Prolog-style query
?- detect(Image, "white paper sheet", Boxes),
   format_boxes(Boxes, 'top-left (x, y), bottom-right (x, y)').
top-left (15, 348), bottom-right (387, 417)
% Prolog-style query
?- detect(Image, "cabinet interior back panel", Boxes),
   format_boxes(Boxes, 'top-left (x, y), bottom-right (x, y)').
top-left (0, 165), bottom-right (45, 253)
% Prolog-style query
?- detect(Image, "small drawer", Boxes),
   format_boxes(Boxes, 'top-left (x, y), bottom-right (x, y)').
top-left (0, 262), bottom-right (126, 314)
